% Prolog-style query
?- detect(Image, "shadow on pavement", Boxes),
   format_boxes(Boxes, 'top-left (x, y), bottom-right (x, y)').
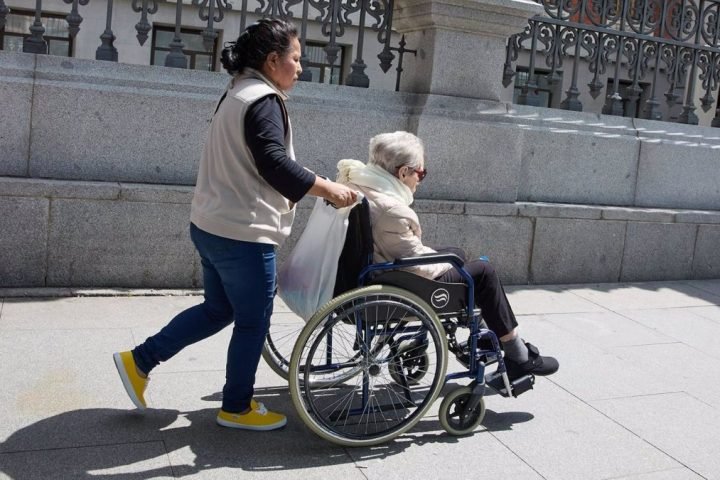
top-left (0, 405), bottom-right (357, 479)
top-left (0, 399), bottom-right (535, 479)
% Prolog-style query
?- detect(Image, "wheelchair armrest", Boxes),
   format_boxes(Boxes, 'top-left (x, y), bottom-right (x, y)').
top-left (393, 253), bottom-right (465, 269)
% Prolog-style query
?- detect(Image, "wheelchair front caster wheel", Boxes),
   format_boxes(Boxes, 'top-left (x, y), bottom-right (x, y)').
top-left (439, 386), bottom-right (485, 436)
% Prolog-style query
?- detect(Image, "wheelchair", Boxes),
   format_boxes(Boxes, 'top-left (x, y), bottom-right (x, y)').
top-left (262, 199), bottom-right (535, 447)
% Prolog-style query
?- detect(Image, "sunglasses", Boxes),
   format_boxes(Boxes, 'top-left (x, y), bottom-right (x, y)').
top-left (397, 166), bottom-right (428, 182)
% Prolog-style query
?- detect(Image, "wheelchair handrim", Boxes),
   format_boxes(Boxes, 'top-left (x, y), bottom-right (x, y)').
top-left (289, 285), bottom-right (448, 447)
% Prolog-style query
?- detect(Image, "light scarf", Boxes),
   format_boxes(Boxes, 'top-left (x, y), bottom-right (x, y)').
top-left (336, 159), bottom-right (414, 206)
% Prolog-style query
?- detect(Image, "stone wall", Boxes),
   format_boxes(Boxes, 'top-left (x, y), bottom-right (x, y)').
top-left (1, 51), bottom-right (720, 287)
top-left (2, 177), bottom-right (719, 288)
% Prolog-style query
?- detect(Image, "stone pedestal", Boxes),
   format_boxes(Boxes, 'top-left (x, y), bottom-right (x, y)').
top-left (394, 0), bottom-right (543, 101)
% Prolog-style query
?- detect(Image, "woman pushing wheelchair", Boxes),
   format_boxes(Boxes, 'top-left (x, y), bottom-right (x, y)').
top-left (336, 131), bottom-right (559, 380)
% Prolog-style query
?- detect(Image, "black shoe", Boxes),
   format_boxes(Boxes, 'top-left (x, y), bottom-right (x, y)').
top-left (504, 342), bottom-right (559, 379)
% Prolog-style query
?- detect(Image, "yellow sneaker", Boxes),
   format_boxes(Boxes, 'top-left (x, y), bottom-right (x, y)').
top-left (216, 401), bottom-right (287, 431)
top-left (113, 351), bottom-right (148, 409)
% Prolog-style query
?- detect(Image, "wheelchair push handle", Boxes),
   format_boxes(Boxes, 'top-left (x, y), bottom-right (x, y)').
top-left (322, 191), bottom-right (364, 209)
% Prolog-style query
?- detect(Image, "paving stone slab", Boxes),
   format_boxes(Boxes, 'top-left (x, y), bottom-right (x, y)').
top-left (3, 282), bottom-right (720, 480)
top-left (505, 285), bottom-right (607, 315)
top-left (162, 423), bottom-right (364, 480)
top-left (0, 441), bottom-right (173, 479)
top-left (592, 392), bottom-right (720, 480)
top-left (619, 307), bottom-right (720, 360)
top-left (683, 305), bottom-right (720, 323)
top-left (511, 315), bottom-right (672, 402)
top-left (146, 372), bottom-right (364, 479)
top-left (273, 295), bottom-right (294, 314)
top-left (0, 328), bottom-right (170, 450)
top-left (565, 282), bottom-right (720, 311)
top-left (151, 372), bottom-right (539, 479)
top-left (609, 469), bottom-right (704, 480)
top-left (611, 342), bottom-right (720, 410)
top-left (0, 295), bottom-right (199, 330)
top-left (684, 279), bottom-right (720, 298)
top-left (346, 423), bottom-right (543, 480)
top-left (537, 310), bottom-right (675, 348)
top-left (487, 381), bottom-right (679, 480)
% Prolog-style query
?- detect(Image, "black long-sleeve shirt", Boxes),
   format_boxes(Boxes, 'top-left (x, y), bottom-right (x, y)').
top-left (244, 95), bottom-right (316, 203)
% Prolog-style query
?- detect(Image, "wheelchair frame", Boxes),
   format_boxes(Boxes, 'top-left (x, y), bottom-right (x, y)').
top-left (267, 199), bottom-right (535, 446)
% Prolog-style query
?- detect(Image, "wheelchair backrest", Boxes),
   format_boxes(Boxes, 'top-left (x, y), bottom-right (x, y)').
top-left (333, 198), bottom-right (374, 296)
top-left (333, 198), bottom-right (471, 317)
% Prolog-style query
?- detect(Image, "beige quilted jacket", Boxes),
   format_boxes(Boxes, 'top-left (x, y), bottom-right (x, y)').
top-left (348, 182), bottom-right (453, 280)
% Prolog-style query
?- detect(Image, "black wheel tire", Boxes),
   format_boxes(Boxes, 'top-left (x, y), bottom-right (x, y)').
top-left (439, 386), bottom-right (485, 436)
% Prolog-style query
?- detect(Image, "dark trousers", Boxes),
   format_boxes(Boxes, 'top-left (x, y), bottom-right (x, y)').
top-left (433, 247), bottom-right (518, 338)
top-left (133, 223), bottom-right (276, 413)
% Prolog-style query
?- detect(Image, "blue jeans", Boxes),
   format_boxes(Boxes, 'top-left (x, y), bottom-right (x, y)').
top-left (133, 223), bottom-right (276, 413)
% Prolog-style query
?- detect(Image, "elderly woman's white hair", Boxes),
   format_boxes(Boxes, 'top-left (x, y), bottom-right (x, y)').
top-left (368, 131), bottom-right (424, 174)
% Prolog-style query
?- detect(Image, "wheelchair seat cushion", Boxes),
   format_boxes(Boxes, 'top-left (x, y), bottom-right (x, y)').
top-left (368, 270), bottom-right (468, 315)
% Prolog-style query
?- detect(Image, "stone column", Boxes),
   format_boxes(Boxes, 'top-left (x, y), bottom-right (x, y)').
top-left (394, 0), bottom-right (543, 102)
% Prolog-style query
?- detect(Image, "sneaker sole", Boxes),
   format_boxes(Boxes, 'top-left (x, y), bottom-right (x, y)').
top-left (216, 416), bottom-right (287, 431)
top-left (113, 352), bottom-right (146, 410)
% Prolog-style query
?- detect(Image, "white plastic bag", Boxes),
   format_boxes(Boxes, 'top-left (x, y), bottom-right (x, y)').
top-left (278, 194), bottom-right (362, 321)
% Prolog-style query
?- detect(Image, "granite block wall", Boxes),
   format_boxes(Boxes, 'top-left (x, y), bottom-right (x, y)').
top-left (2, 52), bottom-right (720, 287)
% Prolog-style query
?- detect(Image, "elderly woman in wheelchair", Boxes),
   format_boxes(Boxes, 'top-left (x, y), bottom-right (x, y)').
top-left (338, 131), bottom-right (558, 379)
top-left (267, 131), bottom-right (558, 447)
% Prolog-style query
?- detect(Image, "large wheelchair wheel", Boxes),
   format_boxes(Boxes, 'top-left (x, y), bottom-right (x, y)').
top-left (262, 313), bottom-right (305, 381)
top-left (289, 285), bottom-right (448, 447)
top-left (263, 312), bottom-right (367, 387)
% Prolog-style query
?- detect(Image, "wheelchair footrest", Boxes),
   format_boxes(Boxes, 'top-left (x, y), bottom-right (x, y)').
top-left (510, 374), bottom-right (534, 397)
top-left (485, 372), bottom-right (535, 398)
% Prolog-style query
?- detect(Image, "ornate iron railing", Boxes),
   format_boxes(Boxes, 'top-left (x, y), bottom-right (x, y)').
top-left (0, 0), bottom-right (411, 88)
top-left (504, 0), bottom-right (720, 126)
top-left (0, 0), bottom-right (10, 31)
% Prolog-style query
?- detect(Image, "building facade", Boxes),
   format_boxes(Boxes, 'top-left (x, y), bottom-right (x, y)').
top-left (1, 0), bottom-right (402, 90)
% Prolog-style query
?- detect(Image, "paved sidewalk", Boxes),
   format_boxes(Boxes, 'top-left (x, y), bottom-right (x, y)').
top-left (1, 280), bottom-right (720, 480)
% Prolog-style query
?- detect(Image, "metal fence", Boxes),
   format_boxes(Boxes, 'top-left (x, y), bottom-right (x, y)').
top-left (504, 0), bottom-right (720, 126)
top-left (0, 0), bottom-right (414, 88)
